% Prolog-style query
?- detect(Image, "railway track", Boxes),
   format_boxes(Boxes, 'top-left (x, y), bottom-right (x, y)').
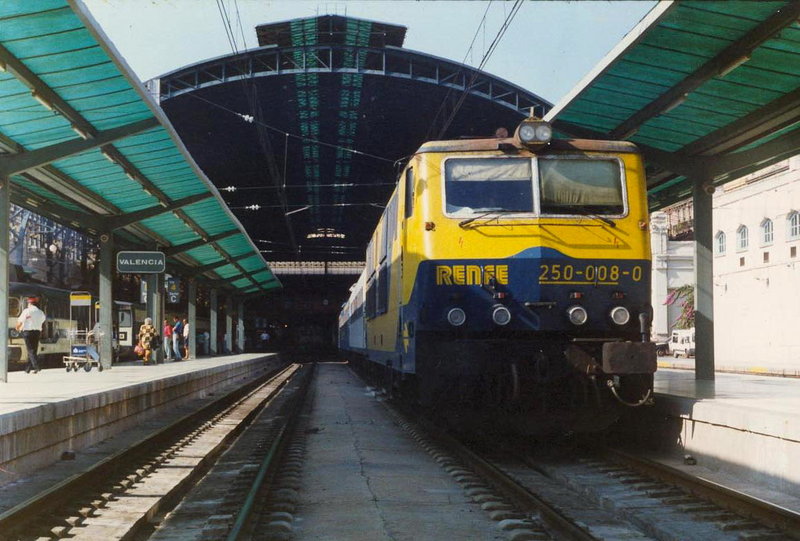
top-left (0, 362), bottom-right (302, 541)
top-left (377, 396), bottom-right (798, 540)
top-left (596, 447), bottom-right (800, 540)
top-left (10, 359), bottom-right (794, 540)
top-left (154, 361), bottom-right (316, 540)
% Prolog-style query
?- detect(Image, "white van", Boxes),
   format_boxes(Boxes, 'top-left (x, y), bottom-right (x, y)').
top-left (670, 328), bottom-right (695, 358)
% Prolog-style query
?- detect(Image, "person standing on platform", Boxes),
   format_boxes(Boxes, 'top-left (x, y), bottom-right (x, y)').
top-left (182, 318), bottom-right (190, 359)
top-left (16, 296), bottom-right (46, 374)
top-left (162, 318), bottom-right (173, 361)
top-left (172, 316), bottom-right (183, 361)
top-left (138, 317), bottom-right (158, 365)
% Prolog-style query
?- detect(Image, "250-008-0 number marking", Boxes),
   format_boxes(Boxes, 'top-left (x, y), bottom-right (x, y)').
top-left (539, 263), bottom-right (643, 284)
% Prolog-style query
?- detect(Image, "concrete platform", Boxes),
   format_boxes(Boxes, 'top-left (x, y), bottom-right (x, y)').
top-left (0, 353), bottom-right (281, 483)
top-left (635, 368), bottom-right (800, 504)
top-left (292, 362), bottom-right (503, 540)
top-left (658, 355), bottom-right (800, 378)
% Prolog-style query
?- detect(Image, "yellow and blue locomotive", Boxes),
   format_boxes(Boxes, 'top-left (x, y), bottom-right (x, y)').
top-left (339, 117), bottom-right (656, 430)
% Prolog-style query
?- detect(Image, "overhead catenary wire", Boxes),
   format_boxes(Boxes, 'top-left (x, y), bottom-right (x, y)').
top-left (180, 90), bottom-right (396, 164)
top-left (425, 0), bottom-right (525, 141)
top-left (221, 182), bottom-right (397, 192)
top-left (214, 0), bottom-right (303, 257)
top-left (230, 202), bottom-right (386, 210)
top-left (423, 0), bottom-right (493, 141)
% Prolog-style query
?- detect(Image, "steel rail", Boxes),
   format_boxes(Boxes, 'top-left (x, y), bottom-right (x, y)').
top-left (226, 362), bottom-right (316, 540)
top-left (0, 360), bottom-right (294, 537)
top-left (427, 427), bottom-right (594, 541)
top-left (604, 447), bottom-right (800, 540)
top-left (348, 358), bottom-right (594, 540)
top-left (371, 403), bottom-right (590, 541)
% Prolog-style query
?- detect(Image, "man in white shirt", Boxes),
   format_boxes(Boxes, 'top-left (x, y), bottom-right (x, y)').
top-left (16, 296), bottom-right (46, 373)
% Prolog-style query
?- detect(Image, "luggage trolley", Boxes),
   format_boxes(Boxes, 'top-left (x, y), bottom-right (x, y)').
top-left (63, 291), bottom-right (103, 372)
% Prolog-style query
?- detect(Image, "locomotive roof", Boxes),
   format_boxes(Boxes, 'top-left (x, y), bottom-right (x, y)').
top-left (417, 137), bottom-right (641, 155)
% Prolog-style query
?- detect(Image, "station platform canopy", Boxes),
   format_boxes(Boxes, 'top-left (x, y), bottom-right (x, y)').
top-left (0, 0), bottom-right (279, 295)
top-left (153, 14), bottom-right (551, 263)
top-left (545, 0), bottom-right (800, 210)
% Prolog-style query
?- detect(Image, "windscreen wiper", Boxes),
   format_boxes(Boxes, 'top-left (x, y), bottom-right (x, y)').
top-left (569, 206), bottom-right (617, 228)
top-left (458, 208), bottom-right (528, 228)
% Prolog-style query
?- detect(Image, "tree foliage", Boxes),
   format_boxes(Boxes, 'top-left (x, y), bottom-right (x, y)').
top-left (664, 284), bottom-right (694, 329)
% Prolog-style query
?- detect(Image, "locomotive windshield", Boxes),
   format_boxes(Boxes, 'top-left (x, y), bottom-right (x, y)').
top-left (444, 157), bottom-right (624, 216)
top-left (445, 158), bottom-right (533, 213)
top-left (539, 158), bottom-right (624, 215)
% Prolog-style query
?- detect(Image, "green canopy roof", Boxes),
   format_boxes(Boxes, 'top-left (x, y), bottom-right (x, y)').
top-left (545, 1), bottom-right (800, 209)
top-left (0, 0), bottom-right (279, 293)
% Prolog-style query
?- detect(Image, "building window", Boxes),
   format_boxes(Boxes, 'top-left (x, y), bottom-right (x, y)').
top-left (789, 211), bottom-right (800, 240)
top-left (792, 246), bottom-right (797, 258)
top-left (715, 231), bottom-right (726, 255)
top-left (761, 218), bottom-right (773, 246)
top-left (736, 225), bottom-right (748, 251)
top-left (739, 256), bottom-right (745, 267)
top-left (763, 251), bottom-right (769, 263)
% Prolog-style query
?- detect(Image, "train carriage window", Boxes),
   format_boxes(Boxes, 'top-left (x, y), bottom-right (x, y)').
top-left (8, 297), bottom-right (21, 317)
top-left (384, 194), bottom-right (398, 258)
top-left (366, 237), bottom-right (376, 278)
top-left (379, 214), bottom-right (389, 264)
top-left (366, 278), bottom-right (377, 319)
top-left (404, 168), bottom-right (414, 219)
top-left (539, 158), bottom-right (623, 215)
top-left (444, 158), bottom-right (533, 214)
top-left (377, 264), bottom-right (389, 315)
top-left (41, 321), bottom-right (58, 343)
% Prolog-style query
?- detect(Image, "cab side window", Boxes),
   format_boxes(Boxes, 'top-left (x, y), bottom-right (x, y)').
top-left (404, 168), bottom-right (414, 219)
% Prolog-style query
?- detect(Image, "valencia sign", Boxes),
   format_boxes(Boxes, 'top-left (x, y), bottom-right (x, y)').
top-left (117, 251), bottom-right (166, 273)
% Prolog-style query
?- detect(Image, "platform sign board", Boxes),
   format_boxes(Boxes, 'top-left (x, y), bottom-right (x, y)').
top-left (166, 276), bottom-right (180, 304)
top-left (69, 292), bottom-right (92, 306)
top-left (117, 251), bottom-right (165, 274)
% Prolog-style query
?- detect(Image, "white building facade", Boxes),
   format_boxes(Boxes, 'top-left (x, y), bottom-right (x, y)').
top-left (712, 156), bottom-right (800, 366)
top-left (649, 212), bottom-right (694, 343)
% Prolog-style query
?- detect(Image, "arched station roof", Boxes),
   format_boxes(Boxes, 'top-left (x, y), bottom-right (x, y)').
top-left (0, 1), bottom-right (278, 294)
top-left (545, 1), bottom-right (800, 210)
top-left (154, 15), bottom-right (551, 263)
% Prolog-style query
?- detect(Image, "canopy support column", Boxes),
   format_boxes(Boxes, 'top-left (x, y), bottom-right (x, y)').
top-left (0, 175), bottom-right (9, 382)
top-left (237, 299), bottom-right (245, 353)
top-left (99, 234), bottom-right (113, 369)
top-left (146, 273), bottom-right (163, 358)
top-left (225, 295), bottom-right (233, 354)
top-left (693, 176), bottom-right (715, 380)
top-left (188, 279), bottom-right (196, 359)
top-left (209, 288), bottom-right (218, 355)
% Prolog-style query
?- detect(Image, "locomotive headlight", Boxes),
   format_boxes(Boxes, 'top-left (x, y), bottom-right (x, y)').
top-left (447, 307), bottom-right (466, 327)
top-left (518, 123), bottom-right (537, 143)
top-left (535, 123), bottom-right (553, 141)
top-left (492, 305), bottom-right (511, 326)
top-left (610, 306), bottom-right (630, 325)
top-left (567, 305), bottom-right (588, 326)
top-left (515, 119), bottom-right (553, 145)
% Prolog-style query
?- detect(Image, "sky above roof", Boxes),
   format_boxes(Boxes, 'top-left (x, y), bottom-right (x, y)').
top-left (81, 0), bottom-right (656, 103)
